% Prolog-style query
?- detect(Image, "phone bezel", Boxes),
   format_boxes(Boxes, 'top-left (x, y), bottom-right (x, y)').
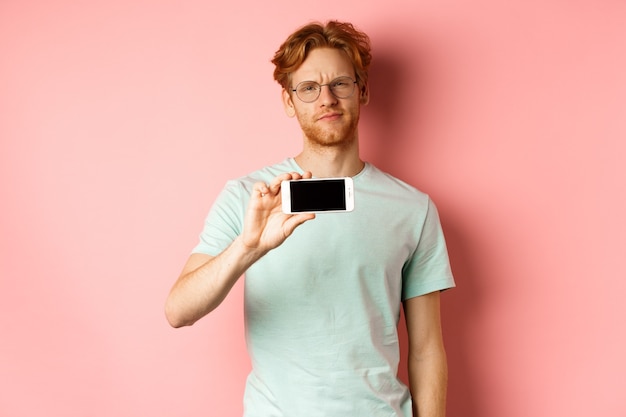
top-left (280, 177), bottom-right (354, 214)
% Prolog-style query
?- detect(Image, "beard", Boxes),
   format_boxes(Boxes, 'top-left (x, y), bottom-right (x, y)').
top-left (296, 111), bottom-right (360, 150)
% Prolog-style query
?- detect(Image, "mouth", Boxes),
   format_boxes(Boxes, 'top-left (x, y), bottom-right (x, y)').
top-left (317, 112), bottom-right (342, 121)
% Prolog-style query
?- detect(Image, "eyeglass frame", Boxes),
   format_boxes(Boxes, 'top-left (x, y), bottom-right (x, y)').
top-left (290, 76), bottom-right (359, 103)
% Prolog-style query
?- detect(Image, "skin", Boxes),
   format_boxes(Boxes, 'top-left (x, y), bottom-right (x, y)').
top-left (165, 47), bottom-right (448, 417)
top-left (282, 47), bottom-right (367, 178)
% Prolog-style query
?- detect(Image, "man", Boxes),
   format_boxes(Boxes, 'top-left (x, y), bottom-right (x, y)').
top-left (166, 20), bottom-right (455, 417)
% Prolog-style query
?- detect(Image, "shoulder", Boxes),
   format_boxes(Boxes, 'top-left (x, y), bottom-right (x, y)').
top-left (227, 158), bottom-right (297, 188)
top-left (359, 163), bottom-right (431, 204)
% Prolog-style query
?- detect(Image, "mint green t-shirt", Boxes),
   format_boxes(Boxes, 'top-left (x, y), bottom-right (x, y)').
top-left (193, 158), bottom-right (455, 417)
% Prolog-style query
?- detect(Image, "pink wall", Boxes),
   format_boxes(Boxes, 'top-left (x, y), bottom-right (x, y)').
top-left (2, 1), bottom-right (625, 416)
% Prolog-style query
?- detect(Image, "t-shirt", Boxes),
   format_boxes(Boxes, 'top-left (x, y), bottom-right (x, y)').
top-left (193, 158), bottom-right (455, 417)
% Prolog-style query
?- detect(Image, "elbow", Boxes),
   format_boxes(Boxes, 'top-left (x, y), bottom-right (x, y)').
top-left (164, 299), bottom-right (196, 328)
top-left (166, 315), bottom-right (188, 329)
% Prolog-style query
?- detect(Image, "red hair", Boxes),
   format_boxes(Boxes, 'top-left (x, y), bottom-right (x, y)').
top-left (271, 21), bottom-right (372, 91)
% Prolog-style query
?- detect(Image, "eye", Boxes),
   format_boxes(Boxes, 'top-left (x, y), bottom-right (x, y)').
top-left (331, 77), bottom-right (354, 90)
top-left (297, 82), bottom-right (319, 94)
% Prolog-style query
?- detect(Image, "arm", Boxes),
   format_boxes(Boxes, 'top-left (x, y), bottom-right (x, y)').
top-left (165, 172), bottom-right (315, 328)
top-left (404, 291), bottom-right (448, 417)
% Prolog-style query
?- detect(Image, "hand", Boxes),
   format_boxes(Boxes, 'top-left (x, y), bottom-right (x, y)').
top-left (241, 172), bottom-right (315, 253)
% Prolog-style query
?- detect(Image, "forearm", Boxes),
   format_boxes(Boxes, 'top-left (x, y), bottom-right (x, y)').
top-left (165, 236), bottom-right (266, 327)
top-left (408, 347), bottom-right (448, 417)
top-left (166, 173), bottom-right (315, 328)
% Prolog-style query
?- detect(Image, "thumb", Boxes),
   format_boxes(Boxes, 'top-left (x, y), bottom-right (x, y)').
top-left (283, 213), bottom-right (316, 237)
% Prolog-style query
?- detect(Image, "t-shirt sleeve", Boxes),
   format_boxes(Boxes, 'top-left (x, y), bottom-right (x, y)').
top-left (192, 180), bottom-right (249, 256)
top-left (401, 198), bottom-right (455, 300)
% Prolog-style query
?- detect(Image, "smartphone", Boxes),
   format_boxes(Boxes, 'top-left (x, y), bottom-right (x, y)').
top-left (281, 177), bottom-right (354, 214)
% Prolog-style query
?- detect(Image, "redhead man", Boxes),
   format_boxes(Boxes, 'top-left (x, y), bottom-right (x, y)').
top-left (166, 20), bottom-right (455, 417)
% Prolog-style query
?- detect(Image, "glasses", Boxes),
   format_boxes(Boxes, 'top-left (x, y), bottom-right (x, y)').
top-left (291, 76), bottom-right (358, 103)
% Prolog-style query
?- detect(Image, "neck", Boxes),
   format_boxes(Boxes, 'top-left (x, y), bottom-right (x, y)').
top-left (294, 139), bottom-right (364, 178)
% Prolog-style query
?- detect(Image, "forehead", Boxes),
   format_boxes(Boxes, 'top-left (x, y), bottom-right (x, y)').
top-left (291, 47), bottom-right (355, 84)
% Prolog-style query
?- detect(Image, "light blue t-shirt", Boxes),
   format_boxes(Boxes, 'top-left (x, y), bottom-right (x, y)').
top-left (193, 158), bottom-right (455, 417)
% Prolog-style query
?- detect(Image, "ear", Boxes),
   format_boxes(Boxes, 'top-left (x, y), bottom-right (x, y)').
top-left (359, 84), bottom-right (370, 106)
top-left (282, 88), bottom-right (297, 118)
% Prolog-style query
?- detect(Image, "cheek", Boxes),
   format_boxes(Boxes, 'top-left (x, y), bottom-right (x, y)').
top-left (292, 105), bottom-right (313, 121)
top-left (294, 111), bottom-right (310, 127)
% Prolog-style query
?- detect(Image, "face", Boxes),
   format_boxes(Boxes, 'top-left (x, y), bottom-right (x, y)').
top-left (282, 47), bottom-right (368, 149)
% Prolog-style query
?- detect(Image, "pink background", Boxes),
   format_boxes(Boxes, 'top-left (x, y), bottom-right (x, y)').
top-left (2, 1), bottom-right (625, 416)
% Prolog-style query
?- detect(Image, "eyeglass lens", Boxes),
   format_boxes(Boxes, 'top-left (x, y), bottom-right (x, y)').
top-left (294, 77), bottom-right (356, 102)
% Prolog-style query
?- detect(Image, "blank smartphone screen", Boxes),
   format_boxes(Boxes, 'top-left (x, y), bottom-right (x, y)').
top-left (290, 179), bottom-right (346, 212)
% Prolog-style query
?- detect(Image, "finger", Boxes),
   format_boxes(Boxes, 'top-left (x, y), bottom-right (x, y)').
top-left (284, 171), bottom-right (309, 181)
top-left (269, 172), bottom-right (294, 194)
top-left (252, 182), bottom-right (270, 198)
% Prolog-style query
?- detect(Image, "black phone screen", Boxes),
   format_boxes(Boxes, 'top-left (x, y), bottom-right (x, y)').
top-left (289, 179), bottom-right (347, 212)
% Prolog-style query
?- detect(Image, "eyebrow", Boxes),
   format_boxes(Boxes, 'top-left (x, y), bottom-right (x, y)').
top-left (294, 75), bottom-right (355, 85)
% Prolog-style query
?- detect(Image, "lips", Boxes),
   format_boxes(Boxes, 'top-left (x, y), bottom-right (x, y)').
top-left (317, 112), bottom-right (342, 121)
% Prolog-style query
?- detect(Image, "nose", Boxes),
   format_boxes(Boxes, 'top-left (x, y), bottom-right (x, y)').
top-left (318, 84), bottom-right (338, 106)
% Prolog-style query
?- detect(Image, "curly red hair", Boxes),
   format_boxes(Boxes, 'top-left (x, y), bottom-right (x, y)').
top-left (271, 21), bottom-right (372, 92)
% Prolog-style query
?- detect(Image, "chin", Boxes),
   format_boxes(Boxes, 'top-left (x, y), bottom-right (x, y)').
top-left (309, 134), bottom-right (355, 149)
top-left (304, 125), bottom-right (358, 148)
